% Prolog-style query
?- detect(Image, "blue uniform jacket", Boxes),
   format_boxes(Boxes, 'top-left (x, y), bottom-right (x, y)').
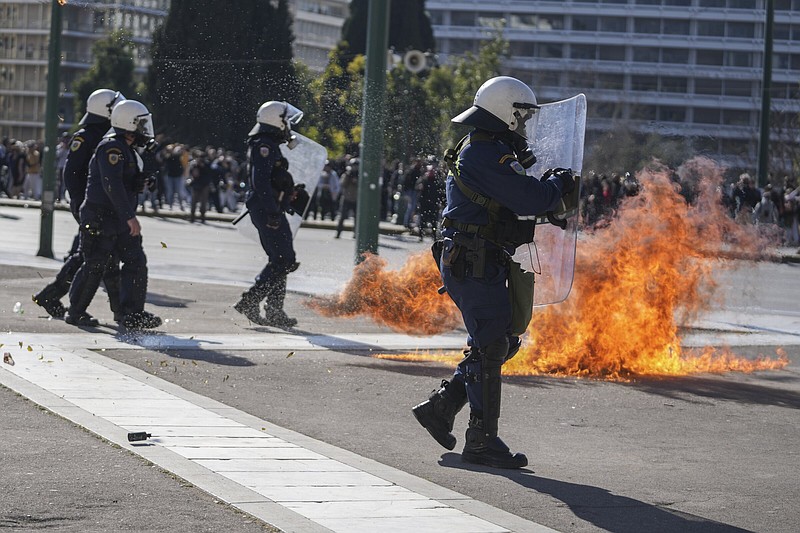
top-left (63, 122), bottom-right (108, 208)
top-left (245, 134), bottom-right (286, 215)
top-left (441, 130), bottom-right (565, 239)
top-left (84, 136), bottom-right (139, 231)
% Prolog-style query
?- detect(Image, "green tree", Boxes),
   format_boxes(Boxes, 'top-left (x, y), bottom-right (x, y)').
top-left (147, 0), bottom-right (298, 150)
top-left (72, 30), bottom-right (136, 126)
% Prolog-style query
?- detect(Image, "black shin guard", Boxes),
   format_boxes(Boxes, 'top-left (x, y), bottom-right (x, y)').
top-left (412, 373), bottom-right (468, 450)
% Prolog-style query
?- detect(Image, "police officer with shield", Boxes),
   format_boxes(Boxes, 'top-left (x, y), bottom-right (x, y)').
top-left (412, 76), bottom-right (575, 469)
top-left (65, 100), bottom-right (161, 330)
top-left (233, 101), bottom-right (304, 329)
top-left (33, 89), bottom-right (125, 319)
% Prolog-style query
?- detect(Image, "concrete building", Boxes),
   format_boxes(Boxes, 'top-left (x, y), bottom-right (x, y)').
top-left (426, 0), bottom-right (799, 174)
top-left (0, 0), bottom-right (168, 141)
top-left (289, 0), bottom-right (349, 73)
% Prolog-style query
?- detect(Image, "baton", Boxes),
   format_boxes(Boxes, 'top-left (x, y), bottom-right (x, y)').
top-left (232, 208), bottom-right (249, 226)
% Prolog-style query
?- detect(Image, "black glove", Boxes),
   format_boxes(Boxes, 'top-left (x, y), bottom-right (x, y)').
top-left (133, 172), bottom-right (147, 193)
top-left (266, 213), bottom-right (282, 229)
top-left (544, 168), bottom-right (575, 196)
top-left (509, 134), bottom-right (536, 169)
top-left (145, 176), bottom-right (158, 193)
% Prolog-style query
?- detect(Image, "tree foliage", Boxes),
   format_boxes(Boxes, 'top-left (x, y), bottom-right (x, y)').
top-left (72, 30), bottom-right (136, 125)
top-left (147, 0), bottom-right (298, 149)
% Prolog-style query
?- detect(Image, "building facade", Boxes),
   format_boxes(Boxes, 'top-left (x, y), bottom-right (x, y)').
top-left (0, 0), bottom-right (168, 141)
top-left (289, 0), bottom-right (349, 73)
top-left (427, 0), bottom-right (800, 173)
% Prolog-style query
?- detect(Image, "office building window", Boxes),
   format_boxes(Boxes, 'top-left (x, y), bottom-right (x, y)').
top-left (724, 80), bottom-right (752, 97)
top-left (726, 21), bottom-right (755, 38)
top-left (511, 41), bottom-right (536, 56)
top-left (597, 73), bottom-right (624, 90)
top-left (591, 102), bottom-right (619, 119)
top-left (571, 44), bottom-right (597, 60)
top-left (477, 11), bottom-right (504, 27)
top-left (773, 53), bottom-right (790, 69)
top-left (664, 0), bottom-right (691, 5)
top-left (634, 18), bottom-right (661, 35)
top-left (450, 39), bottom-right (476, 55)
top-left (599, 16), bottom-right (626, 33)
top-left (662, 76), bottom-right (688, 93)
top-left (725, 51), bottom-right (752, 68)
top-left (662, 48), bottom-right (689, 64)
top-left (723, 109), bottom-right (751, 126)
top-left (632, 75), bottom-right (658, 91)
top-left (572, 16), bottom-right (598, 32)
top-left (728, 0), bottom-right (754, 8)
top-left (451, 11), bottom-right (474, 26)
top-left (659, 106), bottom-right (686, 122)
top-left (538, 43), bottom-right (563, 59)
top-left (697, 21), bottom-right (724, 37)
top-left (663, 19), bottom-right (690, 35)
top-left (510, 14), bottom-right (565, 30)
top-left (635, 0), bottom-right (661, 4)
top-left (695, 78), bottom-right (723, 95)
top-left (599, 45), bottom-right (625, 61)
top-left (698, 0), bottom-right (726, 7)
top-left (633, 47), bottom-right (660, 63)
top-left (694, 108), bottom-right (721, 124)
top-left (792, 54), bottom-right (800, 69)
top-left (697, 49), bottom-right (723, 66)
top-left (538, 71), bottom-right (562, 87)
top-left (774, 23), bottom-right (790, 40)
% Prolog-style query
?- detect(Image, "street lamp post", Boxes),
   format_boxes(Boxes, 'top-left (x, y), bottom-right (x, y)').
top-left (757, 0), bottom-right (774, 189)
top-left (37, 0), bottom-right (64, 259)
top-left (354, 0), bottom-right (390, 263)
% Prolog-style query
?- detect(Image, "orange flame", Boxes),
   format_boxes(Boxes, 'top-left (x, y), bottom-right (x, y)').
top-left (310, 158), bottom-right (790, 380)
top-left (307, 251), bottom-right (461, 335)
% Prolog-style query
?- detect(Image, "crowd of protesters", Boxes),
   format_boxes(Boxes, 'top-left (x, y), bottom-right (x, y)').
top-left (2, 134), bottom-right (798, 247)
top-left (579, 169), bottom-right (800, 246)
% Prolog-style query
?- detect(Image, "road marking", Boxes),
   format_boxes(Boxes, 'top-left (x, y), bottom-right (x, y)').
top-left (0, 338), bottom-right (557, 533)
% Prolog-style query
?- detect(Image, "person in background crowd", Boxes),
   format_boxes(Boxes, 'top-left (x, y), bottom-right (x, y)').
top-left (335, 157), bottom-right (359, 239)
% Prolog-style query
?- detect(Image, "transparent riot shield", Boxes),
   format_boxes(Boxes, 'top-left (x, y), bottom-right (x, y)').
top-left (511, 93), bottom-right (586, 306)
top-left (235, 133), bottom-right (327, 241)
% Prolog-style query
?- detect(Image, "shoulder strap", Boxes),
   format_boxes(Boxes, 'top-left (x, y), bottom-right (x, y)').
top-left (443, 132), bottom-right (502, 213)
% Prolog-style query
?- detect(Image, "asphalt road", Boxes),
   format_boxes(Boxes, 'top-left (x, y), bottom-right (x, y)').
top-left (1, 206), bottom-right (799, 533)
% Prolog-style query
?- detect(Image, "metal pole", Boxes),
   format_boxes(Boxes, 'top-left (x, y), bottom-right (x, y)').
top-left (38, 0), bottom-right (63, 258)
top-left (757, 0), bottom-right (774, 189)
top-left (354, 0), bottom-right (390, 263)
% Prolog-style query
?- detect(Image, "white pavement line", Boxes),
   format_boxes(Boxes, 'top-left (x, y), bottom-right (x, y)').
top-left (0, 341), bottom-right (557, 533)
top-left (1, 331), bottom-right (468, 352)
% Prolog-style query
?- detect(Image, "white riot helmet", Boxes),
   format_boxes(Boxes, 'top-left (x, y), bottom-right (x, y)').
top-left (249, 101), bottom-right (303, 147)
top-left (110, 100), bottom-right (154, 146)
top-left (452, 76), bottom-right (540, 140)
top-left (79, 88), bottom-right (125, 126)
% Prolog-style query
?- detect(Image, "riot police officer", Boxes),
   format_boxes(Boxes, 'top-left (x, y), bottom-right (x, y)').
top-left (33, 89), bottom-right (125, 319)
top-left (412, 76), bottom-right (575, 469)
top-left (65, 100), bottom-right (162, 330)
top-left (234, 101), bottom-right (303, 329)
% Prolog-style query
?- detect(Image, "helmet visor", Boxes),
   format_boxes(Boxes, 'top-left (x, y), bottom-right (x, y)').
top-left (512, 103), bottom-right (539, 137)
top-left (136, 113), bottom-right (155, 139)
top-left (283, 103), bottom-right (304, 128)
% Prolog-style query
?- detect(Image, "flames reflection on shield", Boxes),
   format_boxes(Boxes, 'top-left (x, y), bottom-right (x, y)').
top-left (309, 158), bottom-right (789, 381)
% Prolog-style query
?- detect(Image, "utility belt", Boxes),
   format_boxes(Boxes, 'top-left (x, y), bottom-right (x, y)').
top-left (435, 232), bottom-right (509, 280)
top-left (441, 214), bottom-right (535, 249)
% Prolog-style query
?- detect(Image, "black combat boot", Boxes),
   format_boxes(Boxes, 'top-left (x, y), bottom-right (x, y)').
top-left (234, 283), bottom-right (269, 323)
top-left (260, 276), bottom-right (297, 328)
top-left (461, 415), bottom-right (528, 469)
top-left (412, 374), bottom-right (468, 450)
top-left (120, 310), bottom-right (162, 330)
top-left (65, 311), bottom-right (99, 327)
top-left (32, 284), bottom-right (68, 318)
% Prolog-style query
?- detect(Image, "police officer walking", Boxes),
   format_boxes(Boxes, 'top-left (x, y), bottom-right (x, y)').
top-left (65, 100), bottom-right (162, 330)
top-left (233, 101), bottom-right (303, 329)
top-left (412, 76), bottom-right (575, 469)
top-left (33, 89), bottom-right (125, 319)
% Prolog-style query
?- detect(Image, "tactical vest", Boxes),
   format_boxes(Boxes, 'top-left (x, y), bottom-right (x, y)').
top-left (442, 132), bottom-right (536, 248)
